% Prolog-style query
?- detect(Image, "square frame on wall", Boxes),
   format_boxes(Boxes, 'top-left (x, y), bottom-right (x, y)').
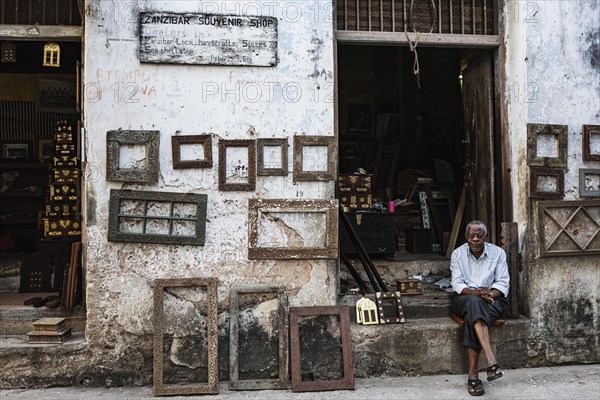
top-left (526, 123), bottom-right (568, 168)
top-left (579, 169), bottom-right (600, 197)
top-left (172, 134), bottom-right (212, 169)
top-left (218, 139), bottom-right (256, 191)
top-left (292, 135), bottom-right (336, 182)
top-left (106, 130), bottom-right (159, 183)
top-left (529, 166), bottom-right (564, 199)
top-left (257, 138), bottom-right (288, 176)
top-left (582, 125), bottom-right (600, 161)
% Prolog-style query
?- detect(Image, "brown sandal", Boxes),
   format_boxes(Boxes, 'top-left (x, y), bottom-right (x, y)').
top-left (487, 364), bottom-right (504, 381)
top-left (468, 378), bottom-right (485, 396)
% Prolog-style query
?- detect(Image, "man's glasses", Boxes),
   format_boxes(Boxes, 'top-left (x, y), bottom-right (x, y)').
top-left (467, 233), bottom-right (486, 240)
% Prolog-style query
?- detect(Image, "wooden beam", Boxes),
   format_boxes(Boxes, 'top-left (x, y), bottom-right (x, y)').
top-left (500, 222), bottom-right (519, 318)
top-left (77, 0), bottom-right (85, 24)
top-left (0, 25), bottom-right (82, 41)
top-left (335, 31), bottom-right (501, 48)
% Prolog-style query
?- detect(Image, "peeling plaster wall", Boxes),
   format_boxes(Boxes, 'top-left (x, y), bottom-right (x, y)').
top-left (83, 0), bottom-right (337, 362)
top-left (508, 0), bottom-right (600, 362)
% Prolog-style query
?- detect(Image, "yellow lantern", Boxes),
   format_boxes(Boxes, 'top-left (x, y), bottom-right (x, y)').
top-left (43, 42), bottom-right (60, 67)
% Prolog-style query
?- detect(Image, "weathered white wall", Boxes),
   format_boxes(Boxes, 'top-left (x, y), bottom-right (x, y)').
top-left (83, 0), bottom-right (337, 346)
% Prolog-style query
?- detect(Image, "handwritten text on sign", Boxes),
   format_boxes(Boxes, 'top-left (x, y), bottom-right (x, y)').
top-left (139, 13), bottom-right (278, 67)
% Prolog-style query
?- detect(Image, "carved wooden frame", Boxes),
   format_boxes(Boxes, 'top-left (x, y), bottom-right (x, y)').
top-left (172, 134), bottom-right (212, 169)
top-left (526, 123), bottom-right (568, 168)
top-left (218, 139), bottom-right (256, 191)
top-left (248, 199), bottom-right (338, 259)
top-left (257, 138), bottom-right (288, 176)
top-left (229, 285), bottom-right (289, 391)
top-left (293, 135), bottom-right (337, 181)
top-left (106, 130), bottom-right (159, 182)
top-left (579, 169), bottom-right (600, 197)
top-left (583, 125), bottom-right (600, 161)
top-left (153, 278), bottom-right (219, 396)
top-left (108, 189), bottom-right (208, 246)
top-left (529, 166), bottom-right (564, 199)
top-left (538, 200), bottom-right (600, 257)
top-left (289, 306), bottom-right (354, 392)
top-left (375, 291), bottom-right (406, 324)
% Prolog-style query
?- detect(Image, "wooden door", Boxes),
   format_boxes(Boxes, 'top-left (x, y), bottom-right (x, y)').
top-left (462, 51), bottom-right (496, 242)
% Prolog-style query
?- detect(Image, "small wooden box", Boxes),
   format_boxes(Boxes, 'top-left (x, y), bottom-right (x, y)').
top-left (340, 194), bottom-right (372, 210)
top-left (396, 279), bottom-right (422, 295)
top-left (338, 174), bottom-right (372, 193)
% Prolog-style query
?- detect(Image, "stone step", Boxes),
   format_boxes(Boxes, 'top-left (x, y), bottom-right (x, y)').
top-left (0, 304), bottom-right (86, 335)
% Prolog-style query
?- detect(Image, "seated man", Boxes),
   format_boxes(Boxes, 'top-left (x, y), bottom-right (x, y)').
top-left (450, 220), bottom-right (509, 396)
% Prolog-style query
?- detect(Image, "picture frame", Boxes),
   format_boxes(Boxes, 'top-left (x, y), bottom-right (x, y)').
top-left (289, 306), bottom-right (354, 392)
top-left (579, 169), bottom-right (600, 197)
top-left (348, 104), bottom-right (371, 134)
top-left (257, 138), bottom-right (288, 176)
top-left (172, 134), bottom-right (212, 169)
top-left (529, 167), bottom-right (565, 199)
top-left (375, 291), bottom-right (406, 324)
top-left (36, 137), bottom-right (54, 162)
top-left (218, 139), bottom-right (256, 191)
top-left (1, 141), bottom-right (31, 160)
top-left (292, 135), bottom-right (336, 182)
top-left (36, 74), bottom-right (77, 114)
top-left (106, 130), bottom-right (159, 183)
top-left (229, 284), bottom-right (289, 391)
top-left (582, 125), bottom-right (600, 161)
top-left (248, 199), bottom-right (338, 260)
top-left (526, 123), bottom-right (568, 168)
top-left (153, 278), bottom-right (219, 396)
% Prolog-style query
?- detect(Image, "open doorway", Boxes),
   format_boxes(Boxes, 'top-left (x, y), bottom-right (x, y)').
top-left (0, 40), bottom-right (83, 314)
top-left (337, 44), bottom-right (498, 298)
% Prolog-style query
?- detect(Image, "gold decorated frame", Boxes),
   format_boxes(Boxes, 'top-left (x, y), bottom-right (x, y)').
top-left (248, 199), bottom-right (338, 259)
top-left (153, 278), bottom-right (219, 396)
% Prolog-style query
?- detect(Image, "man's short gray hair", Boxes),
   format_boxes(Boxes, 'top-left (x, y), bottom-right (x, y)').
top-left (465, 220), bottom-right (488, 235)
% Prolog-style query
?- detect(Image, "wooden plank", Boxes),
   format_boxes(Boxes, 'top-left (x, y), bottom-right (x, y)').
top-left (500, 222), bottom-right (519, 318)
top-left (335, 31), bottom-right (500, 47)
top-left (0, 24), bottom-right (82, 40)
top-left (445, 185), bottom-right (466, 259)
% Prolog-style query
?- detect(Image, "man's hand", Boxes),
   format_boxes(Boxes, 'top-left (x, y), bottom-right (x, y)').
top-left (474, 287), bottom-right (494, 304)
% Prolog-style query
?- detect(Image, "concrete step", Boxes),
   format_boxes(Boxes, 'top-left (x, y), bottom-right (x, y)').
top-left (0, 304), bottom-right (86, 335)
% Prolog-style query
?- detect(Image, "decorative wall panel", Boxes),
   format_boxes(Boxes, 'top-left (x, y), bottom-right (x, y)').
top-left (538, 200), bottom-right (600, 257)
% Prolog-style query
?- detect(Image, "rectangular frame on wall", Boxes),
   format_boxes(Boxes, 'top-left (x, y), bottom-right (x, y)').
top-left (172, 135), bottom-right (212, 169)
top-left (218, 139), bottom-right (256, 191)
top-left (106, 130), bottom-right (160, 183)
top-left (153, 278), bottom-right (219, 396)
top-left (248, 199), bottom-right (338, 259)
top-left (529, 166), bottom-right (564, 199)
top-left (229, 285), bottom-right (289, 391)
top-left (526, 123), bottom-right (568, 168)
top-left (293, 135), bottom-right (336, 182)
top-left (579, 169), bottom-right (600, 197)
top-left (289, 306), bottom-right (354, 392)
top-left (257, 138), bottom-right (288, 176)
top-left (108, 189), bottom-right (208, 246)
top-left (583, 125), bottom-right (600, 161)
top-left (538, 200), bottom-right (600, 257)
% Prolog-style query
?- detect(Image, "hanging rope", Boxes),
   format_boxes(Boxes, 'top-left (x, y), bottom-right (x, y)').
top-left (405, 0), bottom-right (437, 89)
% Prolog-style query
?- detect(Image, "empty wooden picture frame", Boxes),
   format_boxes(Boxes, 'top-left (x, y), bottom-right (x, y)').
top-left (293, 135), bottom-right (336, 182)
top-left (583, 125), bottom-right (600, 161)
top-left (218, 139), bottom-right (256, 191)
top-left (106, 130), bottom-right (159, 182)
top-left (375, 291), bottom-right (406, 324)
top-left (529, 167), bottom-right (565, 199)
top-left (248, 199), bottom-right (338, 259)
top-left (153, 278), bottom-right (219, 396)
top-left (526, 124), bottom-right (568, 168)
top-left (257, 138), bottom-right (288, 176)
top-left (172, 135), bottom-right (212, 169)
top-left (579, 169), bottom-right (600, 197)
top-left (289, 306), bottom-right (354, 392)
top-left (229, 285), bottom-right (289, 391)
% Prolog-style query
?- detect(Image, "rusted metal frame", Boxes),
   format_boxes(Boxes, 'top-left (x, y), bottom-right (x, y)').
top-left (339, 209), bottom-right (387, 292)
top-left (582, 125), bottom-right (600, 161)
top-left (257, 138), bottom-right (288, 176)
top-left (529, 166), bottom-right (564, 200)
top-left (172, 134), bottom-right (213, 169)
top-left (339, 252), bottom-right (371, 293)
top-left (229, 285), bottom-right (289, 391)
top-left (500, 222), bottom-right (519, 318)
top-left (290, 306), bottom-right (354, 392)
top-left (153, 278), bottom-right (219, 396)
top-left (579, 169), bottom-right (600, 197)
top-left (292, 135), bottom-right (336, 182)
top-left (218, 139), bottom-right (256, 191)
top-left (375, 291), bottom-right (405, 323)
top-left (248, 199), bottom-right (339, 259)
